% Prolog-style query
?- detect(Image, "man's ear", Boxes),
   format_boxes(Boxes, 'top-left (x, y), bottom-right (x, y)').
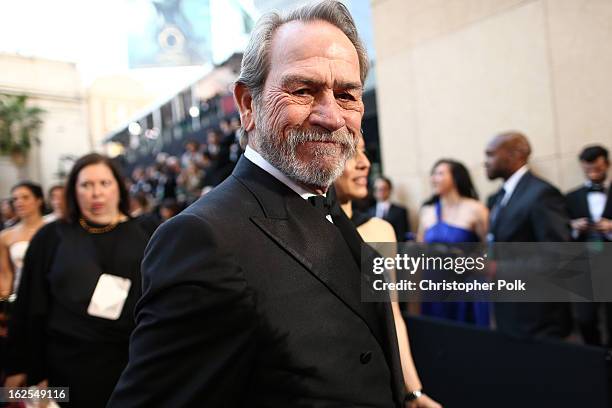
top-left (233, 83), bottom-right (255, 133)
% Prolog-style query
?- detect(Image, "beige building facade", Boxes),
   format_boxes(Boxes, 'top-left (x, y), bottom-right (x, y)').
top-left (87, 75), bottom-right (158, 151)
top-left (371, 0), bottom-right (612, 229)
top-left (0, 54), bottom-right (180, 197)
top-left (0, 54), bottom-right (90, 197)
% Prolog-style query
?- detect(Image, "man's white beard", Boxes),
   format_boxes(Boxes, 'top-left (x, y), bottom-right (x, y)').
top-left (253, 108), bottom-right (357, 190)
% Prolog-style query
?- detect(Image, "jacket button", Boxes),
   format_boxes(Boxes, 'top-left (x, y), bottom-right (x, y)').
top-left (360, 351), bottom-right (372, 364)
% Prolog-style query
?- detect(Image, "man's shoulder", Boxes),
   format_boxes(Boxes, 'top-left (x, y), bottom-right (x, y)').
top-left (390, 203), bottom-right (407, 213)
top-left (566, 185), bottom-right (586, 198)
top-left (523, 172), bottom-right (562, 196)
top-left (183, 175), bottom-right (254, 220)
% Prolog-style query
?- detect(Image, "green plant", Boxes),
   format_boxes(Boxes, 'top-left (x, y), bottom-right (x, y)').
top-left (0, 94), bottom-right (45, 157)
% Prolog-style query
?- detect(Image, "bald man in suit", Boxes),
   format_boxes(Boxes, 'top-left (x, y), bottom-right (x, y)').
top-left (485, 131), bottom-right (572, 339)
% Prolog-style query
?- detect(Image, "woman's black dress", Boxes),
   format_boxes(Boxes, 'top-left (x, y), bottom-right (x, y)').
top-left (350, 210), bottom-right (372, 228)
top-left (5, 218), bottom-right (155, 408)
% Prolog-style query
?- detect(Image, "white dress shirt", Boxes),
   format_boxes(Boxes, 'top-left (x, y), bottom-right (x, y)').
top-left (375, 201), bottom-right (391, 219)
top-left (585, 181), bottom-right (608, 222)
top-left (571, 181), bottom-right (611, 240)
top-left (500, 165), bottom-right (529, 207)
top-left (244, 146), bottom-right (333, 223)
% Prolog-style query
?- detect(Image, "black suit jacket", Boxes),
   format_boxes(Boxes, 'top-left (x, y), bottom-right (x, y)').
top-left (108, 157), bottom-right (405, 407)
top-left (488, 171), bottom-right (572, 338)
top-left (565, 185), bottom-right (612, 241)
top-left (368, 204), bottom-right (410, 242)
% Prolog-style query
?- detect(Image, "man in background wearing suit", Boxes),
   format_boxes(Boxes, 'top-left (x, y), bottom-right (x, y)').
top-left (108, 2), bottom-right (414, 407)
top-left (369, 176), bottom-right (410, 241)
top-left (485, 131), bottom-right (572, 339)
top-left (566, 145), bottom-right (612, 346)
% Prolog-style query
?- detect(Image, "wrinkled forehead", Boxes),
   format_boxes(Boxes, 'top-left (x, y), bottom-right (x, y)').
top-left (268, 20), bottom-right (361, 85)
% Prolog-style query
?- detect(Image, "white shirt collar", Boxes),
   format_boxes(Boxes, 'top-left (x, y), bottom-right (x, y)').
top-left (375, 201), bottom-right (390, 218)
top-left (501, 165), bottom-right (529, 205)
top-left (377, 200), bottom-right (391, 211)
top-left (243, 145), bottom-right (324, 200)
top-left (585, 180), bottom-right (608, 191)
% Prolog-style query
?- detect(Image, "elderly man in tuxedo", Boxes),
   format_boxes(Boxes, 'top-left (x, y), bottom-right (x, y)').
top-left (485, 131), bottom-right (572, 339)
top-left (108, 2), bottom-right (416, 407)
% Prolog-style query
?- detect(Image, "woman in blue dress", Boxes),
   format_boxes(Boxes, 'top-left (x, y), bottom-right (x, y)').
top-left (417, 159), bottom-right (490, 327)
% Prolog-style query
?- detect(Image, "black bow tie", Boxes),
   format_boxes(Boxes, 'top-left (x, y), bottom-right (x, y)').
top-left (309, 192), bottom-right (363, 266)
top-left (588, 184), bottom-right (605, 193)
top-left (308, 195), bottom-right (332, 217)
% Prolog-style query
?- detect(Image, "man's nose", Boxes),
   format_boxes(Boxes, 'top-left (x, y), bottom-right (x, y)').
top-left (309, 91), bottom-right (345, 132)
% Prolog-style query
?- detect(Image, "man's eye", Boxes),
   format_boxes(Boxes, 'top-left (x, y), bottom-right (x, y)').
top-left (336, 92), bottom-right (355, 101)
top-left (293, 88), bottom-right (310, 96)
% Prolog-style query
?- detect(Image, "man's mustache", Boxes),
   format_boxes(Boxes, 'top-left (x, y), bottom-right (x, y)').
top-left (287, 128), bottom-right (354, 147)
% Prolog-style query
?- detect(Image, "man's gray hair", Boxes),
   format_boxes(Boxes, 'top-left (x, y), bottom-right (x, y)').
top-left (235, 0), bottom-right (369, 146)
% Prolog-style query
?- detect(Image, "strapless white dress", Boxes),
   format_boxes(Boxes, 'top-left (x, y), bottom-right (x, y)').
top-left (9, 240), bottom-right (29, 297)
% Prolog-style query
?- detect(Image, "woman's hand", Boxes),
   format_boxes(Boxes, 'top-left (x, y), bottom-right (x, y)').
top-left (4, 373), bottom-right (27, 388)
top-left (37, 379), bottom-right (51, 408)
top-left (407, 393), bottom-right (443, 408)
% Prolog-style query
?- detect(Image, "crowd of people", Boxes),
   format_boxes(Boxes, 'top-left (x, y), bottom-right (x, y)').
top-left (1, 136), bottom-right (609, 406)
top-left (127, 116), bottom-right (243, 219)
top-left (364, 135), bottom-right (612, 346)
top-left (0, 114), bottom-right (244, 407)
top-left (1, 129), bottom-right (608, 406)
top-left (0, 0), bottom-right (609, 407)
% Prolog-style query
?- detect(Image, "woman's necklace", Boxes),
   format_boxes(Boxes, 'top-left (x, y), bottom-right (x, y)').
top-left (79, 216), bottom-right (120, 234)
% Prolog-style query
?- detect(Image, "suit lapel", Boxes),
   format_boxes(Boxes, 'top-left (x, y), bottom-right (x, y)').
top-left (383, 205), bottom-right (393, 222)
top-left (489, 190), bottom-right (504, 234)
top-left (233, 158), bottom-right (389, 353)
top-left (502, 171), bottom-right (532, 210)
top-left (492, 172), bottom-right (532, 240)
top-left (602, 187), bottom-right (612, 219)
top-left (577, 187), bottom-right (592, 220)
